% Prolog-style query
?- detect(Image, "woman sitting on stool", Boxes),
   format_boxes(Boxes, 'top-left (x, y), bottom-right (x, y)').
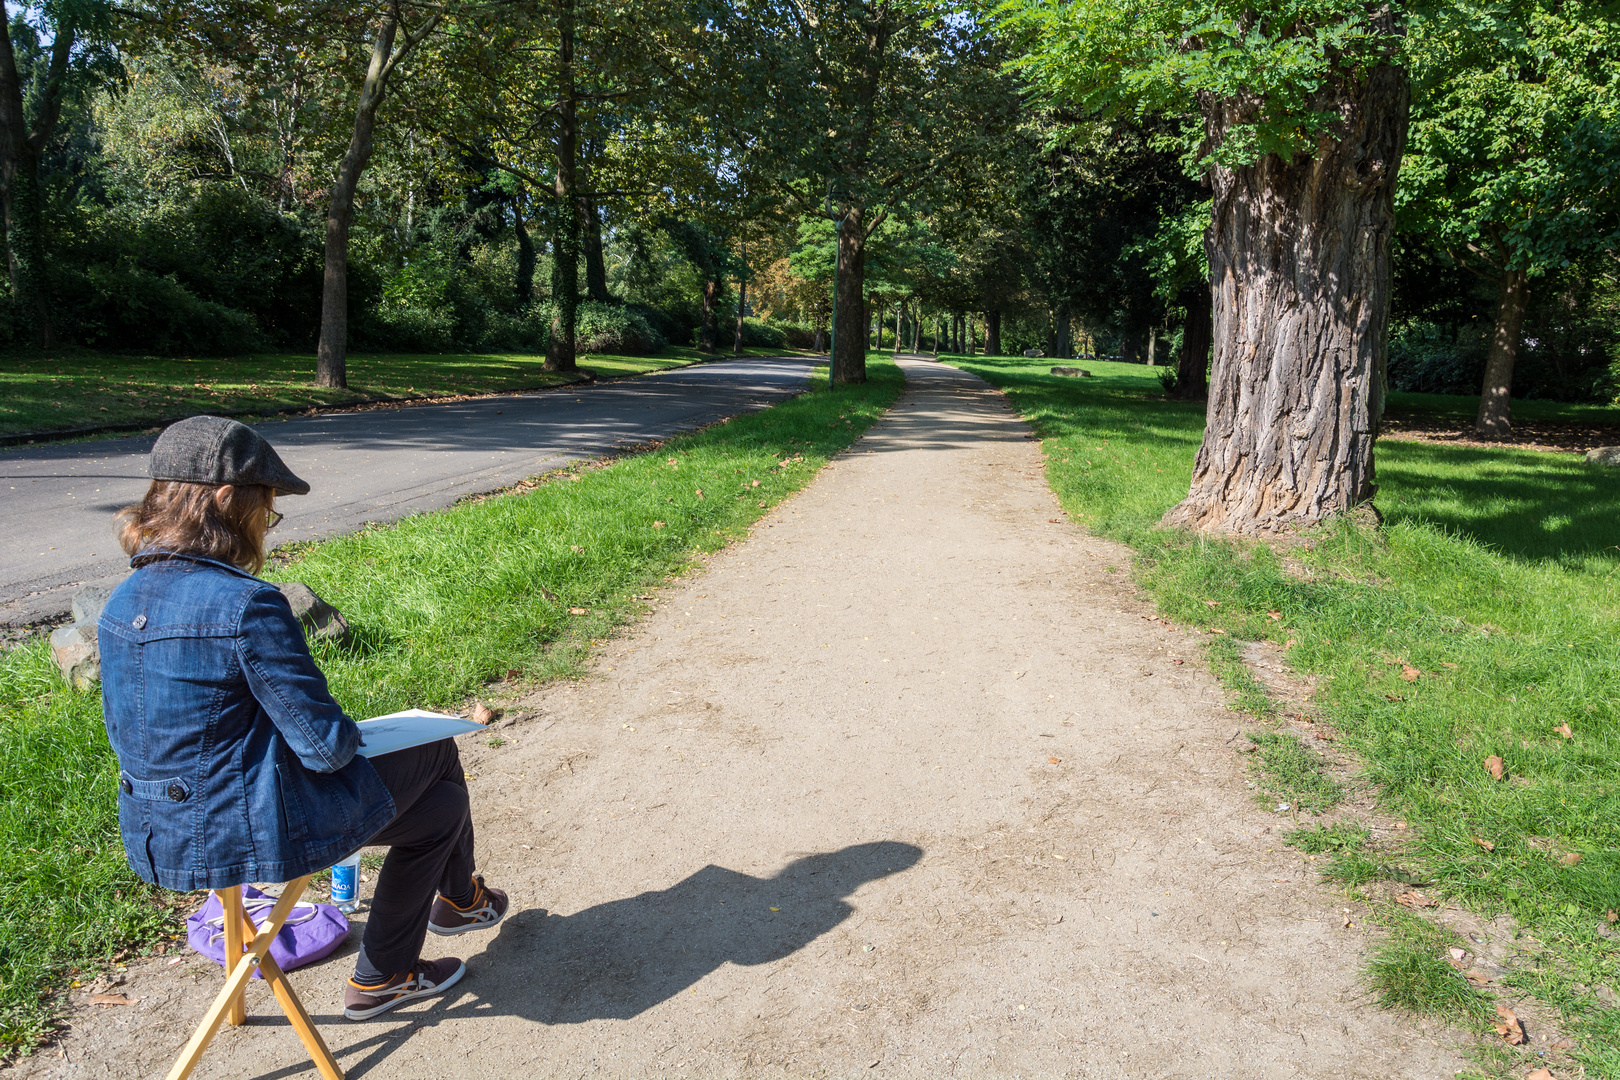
top-left (98, 415), bottom-right (509, 1021)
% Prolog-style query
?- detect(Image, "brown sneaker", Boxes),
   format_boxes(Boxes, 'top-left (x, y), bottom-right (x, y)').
top-left (344, 957), bottom-right (466, 1020)
top-left (428, 875), bottom-right (509, 936)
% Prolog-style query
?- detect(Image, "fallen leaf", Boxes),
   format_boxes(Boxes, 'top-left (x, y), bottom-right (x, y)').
top-left (1448, 947), bottom-right (1468, 962)
top-left (1494, 1005), bottom-right (1526, 1045)
top-left (1474, 836), bottom-right (1496, 852)
top-left (1527, 1070), bottom-right (1553, 1080)
top-left (1561, 852), bottom-right (1583, 866)
top-left (1396, 890), bottom-right (1438, 909)
top-left (652, 520), bottom-right (666, 529)
top-left (1385, 694), bottom-right (1404, 702)
top-left (1607, 910), bottom-right (1617, 923)
top-left (89, 993), bottom-right (135, 1007)
top-left (1555, 723), bottom-right (1573, 740)
top-left (506, 668), bottom-right (522, 680)
top-left (539, 585), bottom-right (559, 602)
top-left (471, 703), bottom-right (498, 725)
top-left (570, 544), bottom-right (583, 554)
top-left (1267, 611), bottom-right (1282, 620)
top-left (568, 607), bottom-right (590, 616)
top-left (696, 489), bottom-right (704, 499)
top-left (1484, 754), bottom-right (1505, 781)
top-left (1441, 661), bottom-right (1458, 669)
top-left (1401, 665), bottom-right (1421, 682)
top-left (1172, 658), bottom-right (1184, 665)
top-left (1464, 969), bottom-right (1493, 987)
top-left (1048, 517), bottom-right (1063, 523)
top-left (1048, 757), bottom-right (1061, 764)
top-left (1205, 600), bottom-right (1220, 608)
top-left (751, 479), bottom-right (760, 488)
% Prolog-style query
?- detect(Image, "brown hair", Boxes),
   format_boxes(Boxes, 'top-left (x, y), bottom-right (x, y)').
top-left (118, 481), bottom-right (276, 573)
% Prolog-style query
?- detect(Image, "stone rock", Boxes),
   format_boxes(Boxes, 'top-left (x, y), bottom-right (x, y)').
top-left (71, 582), bottom-right (117, 626)
top-left (1585, 445), bottom-right (1620, 466)
top-left (277, 582), bottom-right (351, 644)
top-left (50, 622), bottom-right (100, 690)
top-left (1051, 366), bottom-right (1092, 378)
top-left (1023, 348), bottom-right (1044, 358)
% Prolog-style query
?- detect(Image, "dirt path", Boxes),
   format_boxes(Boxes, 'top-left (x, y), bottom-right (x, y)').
top-left (25, 357), bottom-right (1465, 1079)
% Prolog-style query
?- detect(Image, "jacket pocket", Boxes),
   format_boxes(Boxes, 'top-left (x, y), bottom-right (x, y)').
top-left (118, 771), bottom-right (191, 804)
top-left (273, 762), bottom-right (309, 842)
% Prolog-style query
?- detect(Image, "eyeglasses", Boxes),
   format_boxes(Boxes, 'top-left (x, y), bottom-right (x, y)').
top-left (266, 509), bottom-right (284, 531)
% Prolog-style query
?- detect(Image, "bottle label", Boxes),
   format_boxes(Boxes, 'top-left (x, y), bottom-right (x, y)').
top-left (330, 861), bottom-right (359, 904)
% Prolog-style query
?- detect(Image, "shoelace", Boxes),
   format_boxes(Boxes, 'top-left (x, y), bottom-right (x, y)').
top-left (204, 894), bottom-right (319, 948)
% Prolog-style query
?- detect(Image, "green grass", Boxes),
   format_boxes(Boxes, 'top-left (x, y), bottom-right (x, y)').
top-left (1386, 390), bottom-right (1620, 426)
top-left (0, 353), bottom-right (901, 1055)
top-left (0, 345), bottom-right (807, 441)
top-left (1245, 731), bottom-right (1344, 813)
top-left (945, 354), bottom-right (1620, 1072)
top-left (1368, 908), bottom-right (1493, 1023)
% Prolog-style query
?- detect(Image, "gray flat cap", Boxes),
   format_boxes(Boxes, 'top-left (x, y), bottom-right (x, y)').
top-left (149, 415), bottom-right (310, 496)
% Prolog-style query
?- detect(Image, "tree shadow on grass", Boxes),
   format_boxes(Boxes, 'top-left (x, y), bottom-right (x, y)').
top-left (1377, 440), bottom-right (1620, 563)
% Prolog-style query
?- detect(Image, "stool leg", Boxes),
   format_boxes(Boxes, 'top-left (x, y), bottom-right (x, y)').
top-left (259, 951), bottom-right (345, 1080)
top-left (164, 947), bottom-right (264, 1080)
top-left (219, 886), bottom-right (247, 1026)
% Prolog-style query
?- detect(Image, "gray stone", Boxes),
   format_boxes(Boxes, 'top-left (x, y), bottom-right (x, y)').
top-left (1051, 367), bottom-right (1093, 378)
top-left (277, 582), bottom-right (352, 644)
top-left (50, 622), bottom-right (100, 690)
top-left (1584, 445), bottom-right (1620, 466)
top-left (1023, 348), bottom-right (1044, 358)
top-left (71, 582), bottom-right (118, 626)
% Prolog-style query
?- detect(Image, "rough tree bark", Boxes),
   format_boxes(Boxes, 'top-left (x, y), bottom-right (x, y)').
top-left (986, 310), bottom-right (1002, 356)
top-left (1146, 327), bottom-right (1158, 367)
top-left (1163, 53), bottom-right (1409, 535)
top-left (514, 203), bottom-right (535, 306)
top-left (545, 0), bottom-right (580, 374)
top-left (0, 4), bottom-right (76, 348)
top-left (831, 205), bottom-right (867, 383)
top-left (1053, 300), bottom-right (1071, 361)
top-left (318, 3), bottom-right (439, 388)
top-left (734, 240), bottom-right (748, 355)
top-left (582, 195), bottom-right (610, 302)
top-left (1474, 268), bottom-right (1529, 437)
top-left (1172, 280), bottom-right (1212, 401)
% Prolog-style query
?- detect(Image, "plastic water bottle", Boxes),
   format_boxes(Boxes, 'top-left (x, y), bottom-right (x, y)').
top-left (330, 851), bottom-right (362, 914)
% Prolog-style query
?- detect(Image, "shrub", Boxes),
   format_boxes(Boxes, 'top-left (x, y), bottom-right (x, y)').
top-left (78, 263), bottom-right (261, 355)
top-left (354, 303), bottom-right (456, 353)
top-left (571, 301), bottom-right (665, 355)
top-left (739, 318), bottom-right (784, 349)
top-left (771, 321), bottom-right (819, 349)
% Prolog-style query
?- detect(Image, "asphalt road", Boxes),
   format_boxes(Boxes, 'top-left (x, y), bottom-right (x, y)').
top-left (0, 355), bottom-right (817, 626)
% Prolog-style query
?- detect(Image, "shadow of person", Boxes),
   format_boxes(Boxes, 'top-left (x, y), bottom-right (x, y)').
top-left (477, 839), bottom-right (923, 1024)
top-left (244, 842), bottom-right (923, 1080)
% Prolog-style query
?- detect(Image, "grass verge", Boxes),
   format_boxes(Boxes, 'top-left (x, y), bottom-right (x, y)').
top-left (0, 353), bottom-right (902, 1056)
top-left (0, 345), bottom-right (807, 441)
top-left (945, 354), bottom-right (1620, 1074)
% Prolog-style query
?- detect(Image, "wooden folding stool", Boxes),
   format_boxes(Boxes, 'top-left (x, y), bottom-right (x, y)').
top-left (165, 876), bottom-right (344, 1080)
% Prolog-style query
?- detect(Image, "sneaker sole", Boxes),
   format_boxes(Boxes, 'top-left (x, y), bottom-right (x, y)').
top-left (343, 960), bottom-right (466, 1021)
top-left (427, 907), bottom-right (507, 936)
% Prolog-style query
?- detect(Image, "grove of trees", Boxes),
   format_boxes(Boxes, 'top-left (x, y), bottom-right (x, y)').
top-left (1, 0), bottom-right (1616, 534)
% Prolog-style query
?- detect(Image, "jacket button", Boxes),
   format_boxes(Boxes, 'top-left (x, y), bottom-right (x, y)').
top-left (132, 614), bottom-right (147, 629)
top-left (167, 783), bottom-right (187, 802)
top-left (120, 778), bottom-right (133, 794)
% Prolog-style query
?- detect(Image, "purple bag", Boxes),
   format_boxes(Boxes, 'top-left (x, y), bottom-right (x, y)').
top-left (186, 885), bottom-right (349, 979)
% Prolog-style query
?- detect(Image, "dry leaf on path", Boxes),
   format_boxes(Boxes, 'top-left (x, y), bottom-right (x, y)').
top-left (1484, 754), bottom-right (1505, 780)
top-left (652, 520), bottom-right (666, 529)
top-left (505, 669), bottom-right (522, 680)
top-left (1267, 611), bottom-right (1282, 620)
top-left (1448, 947), bottom-right (1468, 962)
top-left (1464, 969), bottom-right (1493, 987)
top-left (1561, 853), bottom-right (1583, 866)
top-left (1395, 890), bottom-right (1438, 909)
top-left (1527, 1069), bottom-right (1553, 1080)
top-left (1555, 723), bottom-right (1573, 739)
top-left (1495, 1005), bottom-right (1526, 1045)
top-left (1474, 836), bottom-right (1496, 852)
top-left (89, 994), bottom-right (135, 1007)
top-left (1401, 665), bottom-right (1421, 682)
top-left (568, 608), bottom-right (590, 616)
top-left (1048, 757), bottom-right (1061, 764)
top-left (472, 703), bottom-right (497, 725)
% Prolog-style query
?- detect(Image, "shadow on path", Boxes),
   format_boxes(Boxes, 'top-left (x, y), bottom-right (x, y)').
top-left (246, 841), bottom-right (922, 1079)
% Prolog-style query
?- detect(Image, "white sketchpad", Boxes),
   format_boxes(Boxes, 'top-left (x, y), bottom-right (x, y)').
top-left (355, 709), bottom-right (485, 758)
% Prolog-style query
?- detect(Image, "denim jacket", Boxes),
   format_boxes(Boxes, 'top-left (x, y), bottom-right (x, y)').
top-left (98, 553), bottom-right (395, 890)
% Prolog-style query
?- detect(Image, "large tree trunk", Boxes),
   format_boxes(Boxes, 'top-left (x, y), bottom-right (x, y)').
top-left (545, 0), bottom-right (579, 374)
top-left (1146, 327), bottom-right (1158, 367)
top-left (698, 277), bottom-right (719, 351)
top-left (986, 310), bottom-right (1002, 356)
top-left (891, 302), bottom-right (901, 355)
top-left (1164, 58), bottom-right (1409, 535)
top-left (1172, 280), bottom-right (1211, 401)
top-left (831, 207), bottom-right (867, 384)
top-left (1054, 300), bottom-right (1071, 361)
top-left (1474, 268), bottom-right (1529, 437)
top-left (0, 6), bottom-right (74, 348)
top-left (734, 263), bottom-right (746, 355)
top-left (581, 195), bottom-right (610, 302)
top-left (514, 203), bottom-right (535, 306)
top-left (318, 11), bottom-right (400, 388)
